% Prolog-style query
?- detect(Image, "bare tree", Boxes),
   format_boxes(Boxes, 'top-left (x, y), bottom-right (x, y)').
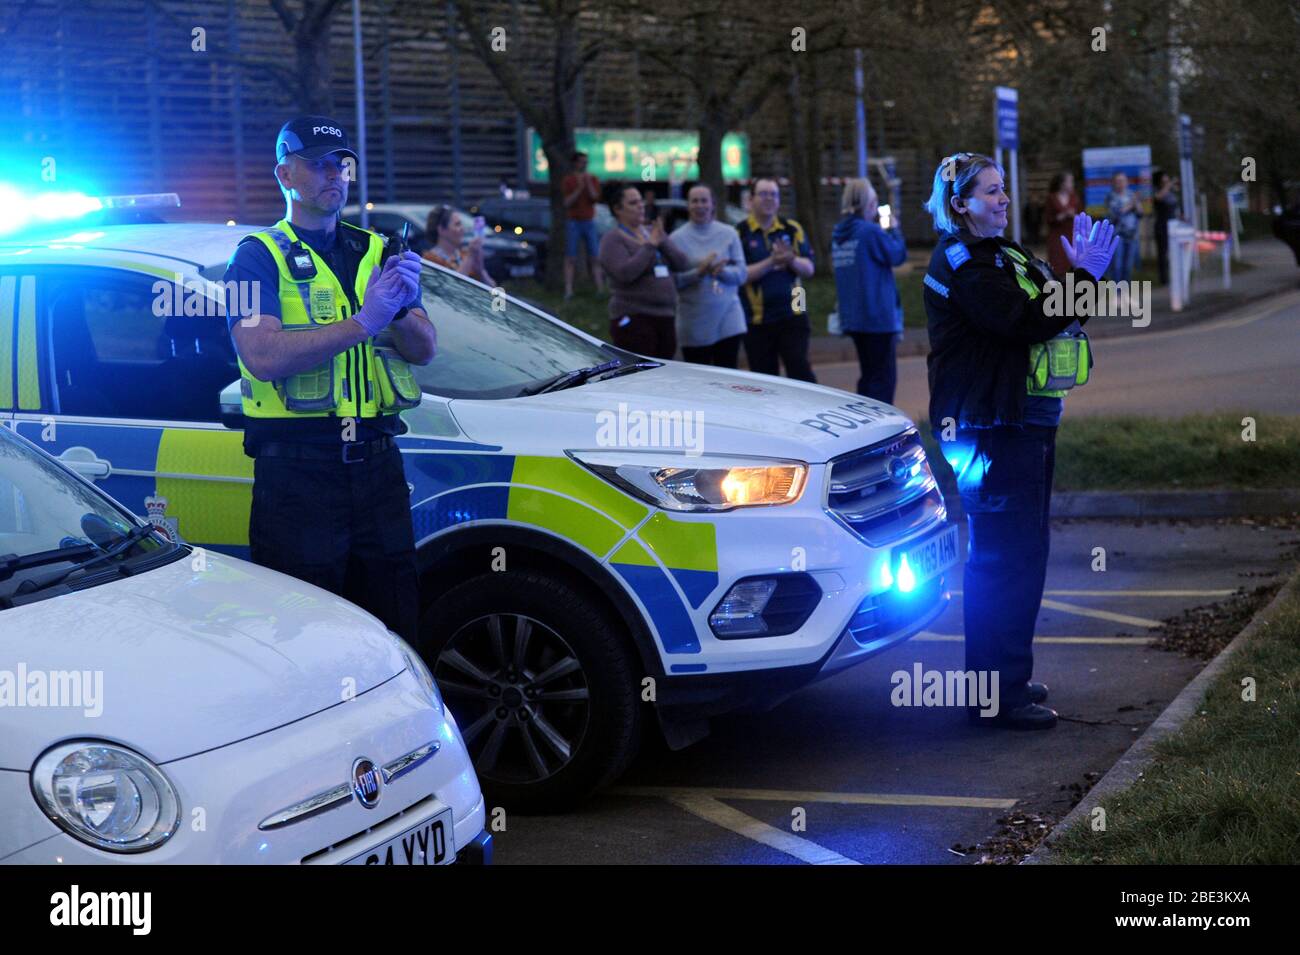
top-left (453, 0), bottom-right (609, 289)
top-left (265, 0), bottom-right (350, 112)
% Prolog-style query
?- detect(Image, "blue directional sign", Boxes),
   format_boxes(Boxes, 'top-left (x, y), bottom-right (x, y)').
top-left (995, 87), bottom-right (1019, 150)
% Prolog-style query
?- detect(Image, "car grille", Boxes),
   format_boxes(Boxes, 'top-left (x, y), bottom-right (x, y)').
top-left (846, 573), bottom-right (947, 647)
top-left (825, 429), bottom-right (946, 547)
top-left (300, 794), bottom-right (436, 865)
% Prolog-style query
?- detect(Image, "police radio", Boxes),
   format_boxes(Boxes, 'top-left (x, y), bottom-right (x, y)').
top-left (380, 220), bottom-right (410, 267)
top-left (286, 242), bottom-right (318, 281)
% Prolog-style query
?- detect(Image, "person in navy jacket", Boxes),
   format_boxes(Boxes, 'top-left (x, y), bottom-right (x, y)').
top-left (830, 179), bottom-right (908, 402)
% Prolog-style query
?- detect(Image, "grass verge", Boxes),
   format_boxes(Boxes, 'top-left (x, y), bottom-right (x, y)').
top-left (1047, 568), bottom-right (1300, 864)
top-left (1051, 414), bottom-right (1300, 491)
top-left (915, 414), bottom-right (1300, 494)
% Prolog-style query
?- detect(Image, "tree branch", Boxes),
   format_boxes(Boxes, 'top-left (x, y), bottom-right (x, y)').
top-left (266, 0), bottom-right (298, 34)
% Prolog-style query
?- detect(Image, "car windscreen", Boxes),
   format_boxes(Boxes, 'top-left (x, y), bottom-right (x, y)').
top-left (0, 429), bottom-right (169, 575)
top-left (411, 266), bottom-right (614, 399)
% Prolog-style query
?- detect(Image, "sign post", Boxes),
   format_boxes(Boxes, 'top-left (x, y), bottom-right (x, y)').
top-left (1226, 184), bottom-right (1247, 261)
top-left (854, 49), bottom-right (868, 178)
top-left (1178, 114), bottom-right (1197, 227)
top-left (994, 87), bottom-right (1020, 244)
top-left (351, 0), bottom-right (368, 228)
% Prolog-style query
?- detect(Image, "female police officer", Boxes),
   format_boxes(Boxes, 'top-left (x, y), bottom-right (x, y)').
top-left (922, 152), bottom-right (1117, 730)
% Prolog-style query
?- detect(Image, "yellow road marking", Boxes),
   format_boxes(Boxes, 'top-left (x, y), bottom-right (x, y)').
top-left (916, 631), bottom-right (1149, 645)
top-left (613, 785), bottom-right (1017, 810)
top-left (953, 589), bottom-right (1234, 598)
top-left (661, 793), bottom-right (860, 865)
top-left (1038, 598), bottom-right (1162, 629)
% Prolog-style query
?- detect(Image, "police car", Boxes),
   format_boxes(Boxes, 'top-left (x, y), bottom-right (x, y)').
top-left (0, 206), bottom-right (958, 811)
top-left (0, 424), bottom-right (489, 864)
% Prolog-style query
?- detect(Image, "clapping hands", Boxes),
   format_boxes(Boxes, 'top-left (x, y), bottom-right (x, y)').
top-left (1060, 213), bottom-right (1120, 281)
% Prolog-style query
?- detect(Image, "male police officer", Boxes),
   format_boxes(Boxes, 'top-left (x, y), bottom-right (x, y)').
top-left (223, 116), bottom-right (436, 642)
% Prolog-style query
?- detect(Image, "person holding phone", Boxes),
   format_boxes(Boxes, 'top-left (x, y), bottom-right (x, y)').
top-left (830, 178), bottom-right (907, 402)
top-left (422, 205), bottom-right (492, 285)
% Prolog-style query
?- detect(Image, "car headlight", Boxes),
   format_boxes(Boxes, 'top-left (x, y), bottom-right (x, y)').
top-left (389, 631), bottom-right (443, 713)
top-left (31, 742), bottom-right (180, 853)
top-left (570, 451), bottom-right (808, 512)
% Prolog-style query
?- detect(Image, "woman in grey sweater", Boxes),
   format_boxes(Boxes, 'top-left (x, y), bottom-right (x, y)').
top-left (670, 185), bottom-right (748, 367)
top-left (597, 184), bottom-right (690, 358)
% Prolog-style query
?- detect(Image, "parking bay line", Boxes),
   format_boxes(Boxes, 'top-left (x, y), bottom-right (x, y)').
top-left (916, 631), bottom-right (1150, 645)
top-left (659, 792), bottom-right (860, 865)
top-left (953, 589), bottom-right (1234, 598)
top-left (612, 786), bottom-right (1017, 810)
top-left (947, 594), bottom-right (1163, 629)
top-left (1037, 599), bottom-right (1163, 629)
top-left (611, 787), bottom-right (1018, 865)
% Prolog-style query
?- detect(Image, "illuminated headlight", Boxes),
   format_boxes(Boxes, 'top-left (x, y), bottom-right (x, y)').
top-left (570, 451), bottom-right (807, 512)
top-left (31, 743), bottom-right (180, 853)
top-left (390, 631), bottom-right (443, 713)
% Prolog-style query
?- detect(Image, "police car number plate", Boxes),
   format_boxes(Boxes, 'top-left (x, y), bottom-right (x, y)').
top-left (343, 807), bottom-right (454, 865)
top-left (509, 265), bottom-right (535, 277)
top-left (896, 524), bottom-right (959, 587)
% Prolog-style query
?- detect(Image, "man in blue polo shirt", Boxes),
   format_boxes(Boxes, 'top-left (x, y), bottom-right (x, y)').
top-left (737, 178), bottom-right (817, 382)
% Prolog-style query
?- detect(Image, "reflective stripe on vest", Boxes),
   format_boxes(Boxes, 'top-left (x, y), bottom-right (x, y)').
top-left (237, 220), bottom-right (421, 419)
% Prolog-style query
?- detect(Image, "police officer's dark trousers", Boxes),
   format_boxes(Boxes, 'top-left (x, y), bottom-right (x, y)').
top-left (249, 443), bottom-right (420, 643)
top-left (957, 425), bottom-right (1056, 711)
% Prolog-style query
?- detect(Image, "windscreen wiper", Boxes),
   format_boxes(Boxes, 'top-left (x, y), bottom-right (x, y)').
top-left (519, 359), bottom-right (624, 396)
top-left (520, 359), bottom-right (661, 397)
top-left (0, 543), bottom-right (101, 584)
top-left (6, 524), bottom-right (162, 598)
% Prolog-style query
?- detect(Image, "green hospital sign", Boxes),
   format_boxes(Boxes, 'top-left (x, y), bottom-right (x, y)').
top-left (528, 128), bottom-right (751, 183)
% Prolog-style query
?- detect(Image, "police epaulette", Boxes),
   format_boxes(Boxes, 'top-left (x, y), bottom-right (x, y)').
top-left (944, 241), bottom-right (972, 271)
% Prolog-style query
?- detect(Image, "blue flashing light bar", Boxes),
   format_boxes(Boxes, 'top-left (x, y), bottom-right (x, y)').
top-left (0, 189), bottom-right (180, 236)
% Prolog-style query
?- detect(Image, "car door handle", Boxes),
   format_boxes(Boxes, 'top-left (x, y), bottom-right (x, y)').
top-left (56, 446), bottom-right (112, 480)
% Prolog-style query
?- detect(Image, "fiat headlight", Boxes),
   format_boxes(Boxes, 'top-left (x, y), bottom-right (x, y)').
top-left (31, 742), bottom-right (180, 853)
top-left (390, 631), bottom-right (443, 713)
top-left (570, 451), bottom-right (807, 512)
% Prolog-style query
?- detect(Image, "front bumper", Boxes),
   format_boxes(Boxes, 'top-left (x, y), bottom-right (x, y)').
top-left (622, 457), bottom-right (953, 678)
top-left (3, 671), bottom-right (485, 864)
top-left (655, 572), bottom-right (949, 724)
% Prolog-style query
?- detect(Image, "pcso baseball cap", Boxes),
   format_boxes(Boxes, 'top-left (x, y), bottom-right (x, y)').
top-left (275, 116), bottom-right (359, 163)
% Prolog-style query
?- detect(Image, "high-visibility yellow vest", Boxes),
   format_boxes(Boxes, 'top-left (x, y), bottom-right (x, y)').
top-left (1002, 246), bottom-right (1092, 398)
top-left (237, 219), bottom-right (422, 419)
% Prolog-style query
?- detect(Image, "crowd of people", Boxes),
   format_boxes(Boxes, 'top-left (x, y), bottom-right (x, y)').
top-left (549, 151), bottom-right (1181, 401)
top-left (571, 154), bottom-right (906, 402)
top-left (591, 169), bottom-right (828, 383)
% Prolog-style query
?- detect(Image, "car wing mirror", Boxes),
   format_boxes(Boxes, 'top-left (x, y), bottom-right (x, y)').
top-left (219, 379), bottom-right (246, 430)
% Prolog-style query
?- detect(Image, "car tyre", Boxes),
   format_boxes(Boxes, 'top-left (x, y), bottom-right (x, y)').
top-left (419, 571), bottom-right (642, 813)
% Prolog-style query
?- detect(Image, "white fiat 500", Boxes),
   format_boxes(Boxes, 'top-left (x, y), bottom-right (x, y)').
top-left (0, 425), bottom-right (489, 864)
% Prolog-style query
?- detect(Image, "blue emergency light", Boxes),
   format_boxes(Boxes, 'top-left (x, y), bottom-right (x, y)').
top-left (0, 187), bottom-right (180, 236)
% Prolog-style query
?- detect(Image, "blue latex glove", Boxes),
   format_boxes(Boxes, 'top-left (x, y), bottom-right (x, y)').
top-left (353, 253), bottom-right (422, 335)
top-left (1060, 213), bottom-right (1120, 280)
